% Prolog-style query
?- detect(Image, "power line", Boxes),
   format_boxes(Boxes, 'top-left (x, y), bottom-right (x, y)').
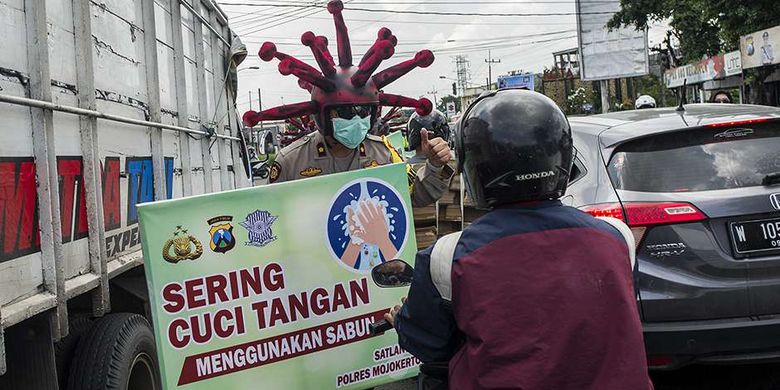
top-left (222, 0), bottom-right (616, 4)
top-left (242, 32), bottom-right (578, 62)
top-left (233, 1), bottom-right (327, 34)
top-left (219, 3), bottom-right (615, 17)
top-left (240, 29), bottom-right (576, 48)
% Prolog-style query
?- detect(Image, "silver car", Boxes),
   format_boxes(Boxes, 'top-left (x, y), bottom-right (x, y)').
top-left (565, 104), bottom-right (780, 369)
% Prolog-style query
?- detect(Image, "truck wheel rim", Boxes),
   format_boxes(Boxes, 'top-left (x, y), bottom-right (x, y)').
top-left (127, 352), bottom-right (156, 390)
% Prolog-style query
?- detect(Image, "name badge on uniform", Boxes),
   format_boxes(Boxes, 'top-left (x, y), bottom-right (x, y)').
top-left (300, 167), bottom-right (323, 177)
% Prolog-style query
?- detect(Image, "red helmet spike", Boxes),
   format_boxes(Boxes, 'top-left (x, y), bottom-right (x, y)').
top-left (358, 28), bottom-right (395, 68)
top-left (327, 0), bottom-right (352, 67)
top-left (260, 44), bottom-right (323, 79)
top-left (298, 79), bottom-right (313, 92)
top-left (279, 59), bottom-right (337, 92)
top-left (302, 31), bottom-right (336, 76)
top-left (242, 1), bottom-right (436, 134)
top-left (315, 36), bottom-right (336, 66)
top-left (372, 50), bottom-right (435, 90)
top-left (259, 42), bottom-right (289, 62)
top-left (351, 40), bottom-right (394, 88)
top-left (379, 93), bottom-right (433, 116)
top-left (243, 101), bottom-right (320, 127)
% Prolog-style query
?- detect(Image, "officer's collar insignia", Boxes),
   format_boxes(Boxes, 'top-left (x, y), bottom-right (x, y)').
top-left (300, 167), bottom-right (323, 177)
top-left (359, 143), bottom-right (366, 157)
top-left (363, 160), bottom-right (381, 168)
top-left (317, 143), bottom-right (327, 157)
top-left (269, 161), bottom-right (281, 183)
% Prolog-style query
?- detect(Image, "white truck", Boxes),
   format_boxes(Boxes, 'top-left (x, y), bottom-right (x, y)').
top-left (0, 0), bottom-right (251, 388)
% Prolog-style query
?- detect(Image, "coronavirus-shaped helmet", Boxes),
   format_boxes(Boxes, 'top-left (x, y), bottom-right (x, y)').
top-left (242, 0), bottom-right (434, 137)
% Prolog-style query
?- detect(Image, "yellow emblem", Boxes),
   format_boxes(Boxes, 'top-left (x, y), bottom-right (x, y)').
top-left (162, 226), bottom-right (203, 263)
top-left (300, 167), bottom-right (323, 177)
top-left (269, 161), bottom-right (281, 183)
top-left (363, 160), bottom-right (382, 168)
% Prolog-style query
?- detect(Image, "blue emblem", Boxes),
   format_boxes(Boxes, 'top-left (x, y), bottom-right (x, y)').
top-left (207, 216), bottom-right (236, 254)
top-left (240, 210), bottom-right (278, 247)
top-left (326, 178), bottom-right (409, 273)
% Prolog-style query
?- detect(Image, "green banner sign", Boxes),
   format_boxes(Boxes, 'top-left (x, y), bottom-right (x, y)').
top-left (139, 164), bottom-right (419, 389)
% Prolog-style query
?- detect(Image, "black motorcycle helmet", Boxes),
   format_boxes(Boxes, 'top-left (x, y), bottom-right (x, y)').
top-left (455, 89), bottom-right (573, 209)
top-left (406, 110), bottom-right (450, 150)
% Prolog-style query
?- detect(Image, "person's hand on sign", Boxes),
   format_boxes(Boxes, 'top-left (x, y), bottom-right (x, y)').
top-left (353, 200), bottom-right (398, 260)
top-left (340, 208), bottom-right (363, 268)
top-left (385, 297), bottom-right (407, 328)
top-left (420, 128), bottom-right (452, 168)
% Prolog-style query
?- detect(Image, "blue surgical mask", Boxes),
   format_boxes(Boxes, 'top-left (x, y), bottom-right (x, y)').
top-left (332, 115), bottom-right (371, 149)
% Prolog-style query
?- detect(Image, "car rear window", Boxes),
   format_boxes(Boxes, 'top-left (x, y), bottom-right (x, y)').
top-left (608, 122), bottom-right (780, 192)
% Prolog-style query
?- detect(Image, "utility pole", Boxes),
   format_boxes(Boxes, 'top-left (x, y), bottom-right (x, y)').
top-left (257, 88), bottom-right (262, 110)
top-left (453, 55), bottom-right (471, 96)
top-left (248, 90), bottom-right (253, 111)
top-left (427, 86), bottom-right (438, 110)
top-left (485, 50), bottom-right (501, 90)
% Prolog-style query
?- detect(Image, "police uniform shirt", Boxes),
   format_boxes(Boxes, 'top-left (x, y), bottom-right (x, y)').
top-left (269, 131), bottom-right (453, 207)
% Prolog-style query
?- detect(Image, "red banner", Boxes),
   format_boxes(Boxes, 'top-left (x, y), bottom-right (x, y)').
top-left (178, 309), bottom-right (389, 385)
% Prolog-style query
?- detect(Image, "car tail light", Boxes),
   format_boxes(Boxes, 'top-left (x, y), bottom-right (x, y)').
top-left (580, 202), bottom-right (707, 247)
top-left (705, 117), bottom-right (772, 128)
top-left (646, 354), bottom-right (675, 368)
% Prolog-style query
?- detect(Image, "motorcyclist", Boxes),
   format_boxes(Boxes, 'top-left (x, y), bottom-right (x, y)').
top-left (242, 0), bottom-right (453, 207)
top-left (405, 109), bottom-right (453, 247)
top-left (635, 94), bottom-right (656, 109)
top-left (385, 89), bottom-right (653, 389)
top-left (406, 110), bottom-right (450, 165)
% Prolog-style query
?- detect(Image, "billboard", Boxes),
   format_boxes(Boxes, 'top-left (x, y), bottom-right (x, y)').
top-left (664, 54), bottom-right (726, 88)
top-left (740, 25), bottom-right (780, 69)
top-left (576, 0), bottom-right (649, 81)
top-left (497, 73), bottom-right (535, 91)
top-left (139, 164), bottom-right (419, 389)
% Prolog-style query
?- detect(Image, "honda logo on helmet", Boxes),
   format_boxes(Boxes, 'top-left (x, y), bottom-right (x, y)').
top-left (516, 171), bottom-right (555, 181)
top-left (771, 193), bottom-right (780, 211)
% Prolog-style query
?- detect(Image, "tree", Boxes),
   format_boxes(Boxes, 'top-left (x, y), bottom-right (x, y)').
top-left (437, 95), bottom-right (461, 114)
top-left (607, 0), bottom-right (780, 104)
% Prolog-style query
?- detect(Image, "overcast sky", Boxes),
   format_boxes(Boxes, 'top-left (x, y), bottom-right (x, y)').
top-left (217, 1), bottom-right (668, 114)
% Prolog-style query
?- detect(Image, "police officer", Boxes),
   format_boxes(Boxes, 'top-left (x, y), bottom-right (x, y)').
top-left (241, 0), bottom-right (455, 207)
top-left (269, 103), bottom-right (454, 207)
top-left (385, 89), bottom-right (653, 389)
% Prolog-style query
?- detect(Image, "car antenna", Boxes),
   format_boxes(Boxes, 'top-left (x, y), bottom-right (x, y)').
top-left (676, 79), bottom-right (687, 112)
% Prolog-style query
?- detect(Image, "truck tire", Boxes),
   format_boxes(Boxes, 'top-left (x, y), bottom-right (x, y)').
top-left (55, 315), bottom-right (94, 388)
top-left (67, 313), bottom-right (161, 390)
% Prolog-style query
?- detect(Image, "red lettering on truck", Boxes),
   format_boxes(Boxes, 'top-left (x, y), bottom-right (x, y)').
top-left (0, 158), bottom-right (40, 261)
top-left (102, 157), bottom-right (121, 230)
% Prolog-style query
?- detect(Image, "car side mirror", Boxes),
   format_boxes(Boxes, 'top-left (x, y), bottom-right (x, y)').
top-left (371, 259), bottom-right (414, 288)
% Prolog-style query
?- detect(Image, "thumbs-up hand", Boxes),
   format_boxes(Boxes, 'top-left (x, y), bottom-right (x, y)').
top-left (420, 128), bottom-right (451, 168)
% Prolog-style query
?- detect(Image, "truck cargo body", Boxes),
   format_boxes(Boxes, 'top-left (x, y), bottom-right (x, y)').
top-left (0, 0), bottom-right (248, 387)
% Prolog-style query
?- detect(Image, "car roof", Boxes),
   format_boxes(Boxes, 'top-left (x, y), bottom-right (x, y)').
top-left (569, 103), bottom-right (780, 147)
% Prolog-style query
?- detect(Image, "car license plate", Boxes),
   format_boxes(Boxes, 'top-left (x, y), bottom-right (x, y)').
top-left (730, 217), bottom-right (780, 257)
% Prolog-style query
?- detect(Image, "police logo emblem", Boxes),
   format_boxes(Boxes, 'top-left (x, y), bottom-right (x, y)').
top-left (162, 226), bottom-right (203, 263)
top-left (269, 161), bottom-right (281, 183)
top-left (240, 210), bottom-right (279, 247)
top-left (207, 216), bottom-right (236, 254)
